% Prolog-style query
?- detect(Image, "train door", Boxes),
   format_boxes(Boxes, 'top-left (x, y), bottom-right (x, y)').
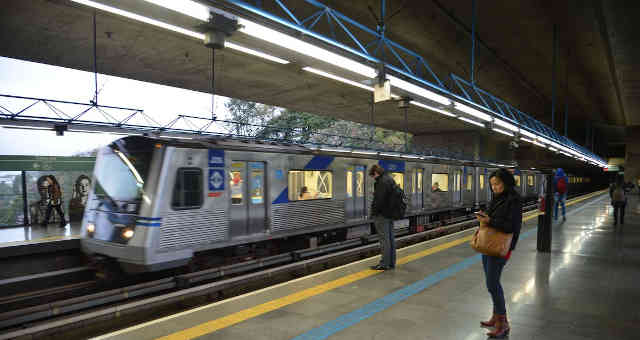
top-left (345, 165), bottom-right (366, 220)
top-left (229, 161), bottom-right (267, 237)
top-left (453, 168), bottom-right (462, 206)
top-left (412, 168), bottom-right (424, 210)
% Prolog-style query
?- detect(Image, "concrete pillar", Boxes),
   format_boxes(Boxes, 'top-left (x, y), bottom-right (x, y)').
top-left (625, 126), bottom-right (640, 184)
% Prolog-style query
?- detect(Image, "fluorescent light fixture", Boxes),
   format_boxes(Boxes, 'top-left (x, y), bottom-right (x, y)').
top-left (454, 103), bottom-right (492, 121)
top-left (303, 67), bottom-right (373, 91)
top-left (493, 119), bottom-right (518, 132)
top-left (520, 137), bottom-right (534, 143)
top-left (352, 150), bottom-right (378, 155)
top-left (492, 128), bottom-right (514, 137)
top-left (226, 42), bottom-right (289, 64)
top-left (410, 101), bottom-right (456, 117)
top-left (380, 152), bottom-right (400, 157)
top-left (458, 116), bottom-right (486, 128)
top-left (403, 154), bottom-right (421, 159)
top-left (71, 0), bottom-right (204, 39)
top-left (160, 135), bottom-right (193, 139)
top-left (537, 137), bottom-right (552, 145)
top-left (0, 125), bottom-right (52, 131)
top-left (387, 75), bottom-right (451, 106)
top-left (141, 0), bottom-right (209, 21)
top-left (519, 129), bottom-right (536, 139)
top-left (239, 19), bottom-right (376, 78)
top-left (532, 140), bottom-right (546, 148)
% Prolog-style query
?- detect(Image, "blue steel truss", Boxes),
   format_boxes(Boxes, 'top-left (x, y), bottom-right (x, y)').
top-left (220, 0), bottom-right (604, 164)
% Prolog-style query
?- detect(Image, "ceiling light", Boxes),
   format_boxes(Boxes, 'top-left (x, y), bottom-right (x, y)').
top-left (492, 128), bottom-right (514, 137)
top-left (493, 118), bottom-right (518, 132)
top-left (141, 0), bottom-right (209, 21)
top-left (520, 137), bottom-right (535, 143)
top-left (238, 19), bottom-right (376, 78)
top-left (72, 0), bottom-right (204, 39)
top-left (454, 103), bottom-right (492, 121)
top-left (303, 67), bottom-right (373, 91)
top-left (519, 129), bottom-right (536, 139)
top-left (387, 75), bottom-right (451, 106)
top-left (410, 101), bottom-right (456, 117)
top-left (537, 137), bottom-right (552, 145)
top-left (458, 116), bottom-right (485, 128)
top-left (226, 42), bottom-right (289, 64)
top-left (532, 140), bottom-right (546, 148)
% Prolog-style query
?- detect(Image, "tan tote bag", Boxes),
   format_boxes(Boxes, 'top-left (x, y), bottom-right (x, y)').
top-left (470, 221), bottom-right (513, 257)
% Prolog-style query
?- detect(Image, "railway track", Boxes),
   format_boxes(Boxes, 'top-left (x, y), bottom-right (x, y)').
top-left (0, 198), bottom-right (562, 339)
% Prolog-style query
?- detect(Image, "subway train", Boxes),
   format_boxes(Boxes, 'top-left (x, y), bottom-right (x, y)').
top-left (81, 136), bottom-right (560, 273)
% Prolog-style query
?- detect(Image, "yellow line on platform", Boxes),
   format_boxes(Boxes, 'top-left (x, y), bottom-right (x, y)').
top-left (153, 190), bottom-right (605, 340)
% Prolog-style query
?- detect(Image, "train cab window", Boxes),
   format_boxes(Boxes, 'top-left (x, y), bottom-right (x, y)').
top-left (288, 170), bottom-right (333, 201)
top-left (528, 175), bottom-right (534, 186)
top-left (479, 175), bottom-right (485, 190)
top-left (171, 168), bottom-right (203, 209)
top-left (514, 175), bottom-right (521, 186)
top-left (431, 174), bottom-right (448, 192)
top-left (390, 172), bottom-right (404, 190)
top-left (466, 174), bottom-right (473, 191)
top-left (230, 170), bottom-right (244, 205)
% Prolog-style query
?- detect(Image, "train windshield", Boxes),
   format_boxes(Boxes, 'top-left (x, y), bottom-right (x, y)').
top-left (93, 139), bottom-right (153, 212)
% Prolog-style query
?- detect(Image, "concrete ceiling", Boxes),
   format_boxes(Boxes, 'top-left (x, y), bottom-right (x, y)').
top-left (1, 0), bottom-right (636, 159)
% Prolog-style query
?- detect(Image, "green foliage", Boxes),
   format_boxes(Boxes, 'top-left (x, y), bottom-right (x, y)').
top-left (224, 99), bottom-right (411, 150)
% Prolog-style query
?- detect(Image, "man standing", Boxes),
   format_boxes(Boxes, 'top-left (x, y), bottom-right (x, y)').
top-left (553, 168), bottom-right (568, 222)
top-left (369, 164), bottom-right (396, 270)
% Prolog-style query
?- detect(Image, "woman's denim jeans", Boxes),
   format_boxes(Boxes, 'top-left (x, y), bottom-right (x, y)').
top-left (482, 254), bottom-right (507, 315)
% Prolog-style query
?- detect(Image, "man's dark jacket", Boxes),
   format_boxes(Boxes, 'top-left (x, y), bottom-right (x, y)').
top-left (371, 172), bottom-right (396, 219)
top-left (486, 189), bottom-right (523, 250)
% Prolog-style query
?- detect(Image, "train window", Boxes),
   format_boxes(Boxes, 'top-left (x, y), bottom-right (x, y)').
top-left (390, 172), bottom-right (404, 190)
top-left (528, 175), bottom-right (534, 186)
top-left (416, 170), bottom-right (423, 193)
top-left (466, 174), bottom-right (473, 191)
top-left (346, 171), bottom-right (353, 198)
top-left (455, 170), bottom-right (461, 191)
top-left (514, 175), bottom-right (521, 186)
top-left (250, 167), bottom-right (264, 204)
top-left (171, 168), bottom-right (203, 209)
top-left (479, 175), bottom-right (485, 190)
top-left (356, 171), bottom-right (364, 197)
top-left (288, 170), bottom-right (333, 201)
top-left (230, 170), bottom-right (244, 205)
top-left (431, 173), bottom-right (448, 192)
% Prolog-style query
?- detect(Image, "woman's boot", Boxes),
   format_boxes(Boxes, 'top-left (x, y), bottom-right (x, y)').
top-left (480, 313), bottom-right (497, 327)
top-left (486, 314), bottom-right (509, 338)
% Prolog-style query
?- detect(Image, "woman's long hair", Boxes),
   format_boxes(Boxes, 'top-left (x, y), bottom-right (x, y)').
top-left (488, 168), bottom-right (518, 196)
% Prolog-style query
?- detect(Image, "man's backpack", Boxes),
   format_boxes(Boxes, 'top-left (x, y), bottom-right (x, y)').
top-left (613, 185), bottom-right (625, 202)
top-left (556, 177), bottom-right (567, 194)
top-left (388, 183), bottom-right (408, 220)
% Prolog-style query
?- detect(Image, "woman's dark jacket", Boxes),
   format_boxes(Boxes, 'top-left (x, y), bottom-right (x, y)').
top-left (486, 189), bottom-right (523, 250)
top-left (371, 172), bottom-right (396, 218)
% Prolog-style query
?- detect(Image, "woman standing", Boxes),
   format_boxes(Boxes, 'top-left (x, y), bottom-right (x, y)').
top-left (475, 168), bottom-right (522, 338)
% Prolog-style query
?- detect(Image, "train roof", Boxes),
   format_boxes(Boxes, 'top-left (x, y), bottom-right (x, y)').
top-left (112, 135), bottom-right (518, 169)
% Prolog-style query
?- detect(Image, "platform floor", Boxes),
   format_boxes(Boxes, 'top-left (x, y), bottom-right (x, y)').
top-left (0, 222), bottom-right (81, 245)
top-left (90, 191), bottom-right (640, 340)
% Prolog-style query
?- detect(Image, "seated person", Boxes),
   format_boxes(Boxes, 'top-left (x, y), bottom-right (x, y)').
top-left (299, 186), bottom-right (317, 200)
top-left (432, 182), bottom-right (443, 192)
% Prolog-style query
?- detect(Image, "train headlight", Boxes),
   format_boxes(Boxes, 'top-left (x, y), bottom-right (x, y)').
top-left (122, 228), bottom-right (135, 239)
top-left (86, 223), bottom-right (96, 233)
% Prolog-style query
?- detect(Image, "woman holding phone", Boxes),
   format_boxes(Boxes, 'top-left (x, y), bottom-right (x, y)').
top-left (475, 168), bottom-right (522, 338)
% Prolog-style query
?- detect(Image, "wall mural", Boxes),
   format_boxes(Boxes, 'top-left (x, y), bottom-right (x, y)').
top-left (26, 171), bottom-right (93, 226)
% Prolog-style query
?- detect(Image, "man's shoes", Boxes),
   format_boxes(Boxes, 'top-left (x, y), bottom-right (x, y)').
top-left (563, 216), bottom-right (566, 221)
top-left (371, 264), bottom-right (391, 270)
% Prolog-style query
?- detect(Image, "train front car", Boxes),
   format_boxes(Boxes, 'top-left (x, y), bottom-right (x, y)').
top-left (81, 136), bottom-right (169, 273)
